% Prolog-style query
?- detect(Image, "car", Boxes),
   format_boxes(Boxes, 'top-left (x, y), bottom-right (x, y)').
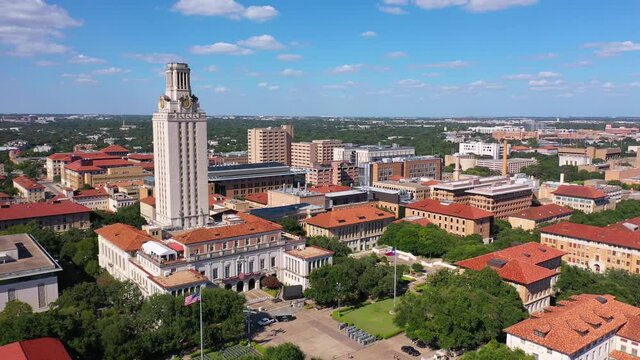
top-left (271, 298), bottom-right (282, 303)
top-left (275, 314), bottom-right (295, 322)
top-left (401, 345), bottom-right (421, 357)
top-left (257, 317), bottom-right (275, 326)
top-left (412, 339), bottom-right (427, 348)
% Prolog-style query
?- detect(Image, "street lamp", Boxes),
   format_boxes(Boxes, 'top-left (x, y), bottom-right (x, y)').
top-left (335, 282), bottom-right (343, 309)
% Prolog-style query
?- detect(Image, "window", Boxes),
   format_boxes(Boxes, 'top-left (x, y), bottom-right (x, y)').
top-left (212, 268), bottom-right (218, 279)
top-left (224, 264), bottom-right (230, 278)
top-left (38, 284), bottom-right (46, 308)
top-left (260, 259), bottom-right (265, 269)
top-left (271, 257), bottom-right (276, 267)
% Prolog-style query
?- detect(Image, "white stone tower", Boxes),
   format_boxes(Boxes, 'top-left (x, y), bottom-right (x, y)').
top-left (152, 63), bottom-right (208, 229)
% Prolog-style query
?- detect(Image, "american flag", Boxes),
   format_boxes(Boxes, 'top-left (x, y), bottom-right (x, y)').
top-left (184, 292), bottom-right (201, 306)
top-left (385, 247), bottom-right (396, 256)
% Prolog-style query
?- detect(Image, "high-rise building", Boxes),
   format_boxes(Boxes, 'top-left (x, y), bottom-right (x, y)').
top-left (152, 63), bottom-right (208, 229)
top-left (291, 139), bottom-right (343, 168)
top-left (248, 125), bottom-right (294, 165)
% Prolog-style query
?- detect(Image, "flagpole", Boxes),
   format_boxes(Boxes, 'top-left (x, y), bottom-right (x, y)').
top-left (393, 246), bottom-right (397, 308)
top-left (200, 288), bottom-right (204, 360)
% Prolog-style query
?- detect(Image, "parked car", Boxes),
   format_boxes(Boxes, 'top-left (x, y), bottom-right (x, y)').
top-left (401, 345), bottom-right (421, 357)
top-left (271, 298), bottom-right (282, 303)
top-left (257, 317), bottom-right (275, 326)
top-left (412, 339), bottom-right (427, 348)
top-left (275, 314), bottom-right (296, 322)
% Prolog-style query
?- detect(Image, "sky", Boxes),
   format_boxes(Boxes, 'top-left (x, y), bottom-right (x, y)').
top-left (0, 0), bottom-right (639, 117)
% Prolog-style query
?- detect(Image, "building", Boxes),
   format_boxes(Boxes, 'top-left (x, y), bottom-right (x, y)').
top-left (552, 185), bottom-right (612, 214)
top-left (404, 199), bottom-right (494, 240)
top-left (466, 182), bottom-right (533, 219)
top-left (505, 294), bottom-right (640, 360)
top-left (372, 179), bottom-right (431, 200)
top-left (208, 162), bottom-right (306, 198)
top-left (331, 161), bottom-right (359, 185)
top-left (12, 175), bottom-right (45, 202)
top-left (305, 165), bottom-right (333, 185)
top-left (0, 201), bottom-right (91, 231)
top-left (101, 144), bottom-right (130, 157)
top-left (459, 141), bottom-right (509, 160)
top-left (558, 146), bottom-right (622, 161)
top-left (540, 219), bottom-right (640, 274)
top-left (0, 234), bottom-right (62, 312)
top-left (430, 176), bottom-right (510, 204)
top-left (247, 203), bottom-right (325, 223)
top-left (247, 125), bottom-right (294, 165)
top-left (363, 156), bottom-right (442, 185)
top-left (291, 139), bottom-right (343, 168)
top-left (152, 63), bottom-right (209, 229)
top-left (559, 154), bottom-right (592, 166)
top-left (333, 144), bottom-right (415, 167)
top-left (324, 188), bottom-right (370, 210)
top-left (0, 337), bottom-right (72, 360)
top-left (59, 187), bottom-right (109, 211)
top-left (492, 130), bottom-right (538, 141)
top-left (475, 158), bottom-right (538, 175)
top-left (304, 204), bottom-right (395, 252)
top-left (62, 159), bottom-right (150, 190)
top-left (456, 242), bottom-right (565, 312)
top-left (267, 187), bottom-right (326, 208)
top-left (508, 204), bottom-right (573, 230)
top-left (282, 246), bottom-right (334, 289)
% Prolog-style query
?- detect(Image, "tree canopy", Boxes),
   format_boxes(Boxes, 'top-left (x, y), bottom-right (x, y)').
top-left (306, 236), bottom-right (352, 258)
top-left (568, 200), bottom-right (640, 227)
top-left (94, 202), bottom-right (147, 229)
top-left (555, 264), bottom-right (640, 306)
top-left (460, 339), bottom-right (535, 360)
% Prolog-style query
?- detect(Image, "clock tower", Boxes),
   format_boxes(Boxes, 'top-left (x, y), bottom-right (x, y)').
top-left (152, 63), bottom-right (209, 229)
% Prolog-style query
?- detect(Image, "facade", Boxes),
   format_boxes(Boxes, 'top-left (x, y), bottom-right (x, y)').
top-left (0, 201), bottom-right (91, 232)
top-left (0, 234), bottom-right (62, 312)
top-left (404, 199), bottom-right (494, 239)
top-left (429, 176), bottom-right (509, 204)
top-left (558, 146), bottom-right (622, 161)
top-left (247, 125), bottom-right (294, 165)
top-left (552, 185), bottom-right (612, 214)
top-left (331, 161), bottom-right (359, 185)
top-left (282, 246), bottom-right (334, 289)
top-left (305, 165), bottom-right (333, 185)
top-left (60, 187), bottom-right (109, 211)
top-left (466, 183), bottom-right (533, 219)
top-left (475, 158), bottom-right (538, 174)
top-left (12, 175), bottom-right (45, 202)
top-left (333, 145), bottom-right (415, 167)
top-left (247, 203), bottom-right (325, 223)
top-left (459, 141), bottom-right (509, 160)
top-left (492, 130), bottom-right (539, 141)
top-left (208, 162), bottom-right (306, 198)
top-left (372, 180), bottom-right (431, 200)
top-left (291, 139), bottom-right (343, 168)
top-left (559, 154), bottom-right (592, 166)
top-left (508, 204), bottom-right (573, 230)
top-left (304, 205), bottom-right (395, 252)
top-left (152, 63), bottom-right (209, 229)
top-left (267, 187), bottom-right (326, 208)
top-left (540, 219), bottom-right (640, 274)
top-left (505, 294), bottom-right (640, 360)
top-left (456, 242), bottom-right (565, 313)
top-left (62, 159), bottom-right (150, 190)
top-left (364, 156), bottom-right (442, 185)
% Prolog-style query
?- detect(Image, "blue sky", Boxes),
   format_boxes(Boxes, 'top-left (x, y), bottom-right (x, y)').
top-left (0, 0), bottom-right (639, 117)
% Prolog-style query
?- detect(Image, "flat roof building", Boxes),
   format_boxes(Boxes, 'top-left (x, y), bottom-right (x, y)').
top-left (248, 125), bottom-right (294, 165)
top-left (208, 162), bottom-right (306, 198)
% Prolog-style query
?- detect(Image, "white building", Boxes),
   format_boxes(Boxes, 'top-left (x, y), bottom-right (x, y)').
top-left (333, 145), bottom-right (415, 167)
top-left (505, 294), bottom-right (640, 360)
top-left (282, 246), bottom-right (334, 289)
top-left (459, 141), bottom-right (510, 160)
top-left (0, 234), bottom-right (62, 312)
top-left (559, 154), bottom-right (592, 166)
top-left (153, 63), bottom-right (209, 230)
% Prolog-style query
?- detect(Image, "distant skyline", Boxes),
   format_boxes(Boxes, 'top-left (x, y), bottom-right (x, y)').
top-left (0, 0), bottom-right (639, 117)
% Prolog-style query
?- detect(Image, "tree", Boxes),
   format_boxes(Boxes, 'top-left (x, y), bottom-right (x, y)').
top-left (264, 343), bottom-right (305, 360)
top-left (95, 202), bottom-right (147, 228)
top-left (411, 263), bottom-right (424, 273)
top-left (555, 264), bottom-right (640, 306)
top-left (463, 166), bottom-right (499, 177)
top-left (307, 236), bottom-right (352, 257)
top-left (261, 276), bottom-right (281, 289)
top-left (395, 268), bottom-right (527, 351)
top-left (278, 217), bottom-right (305, 236)
top-left (569, 200), bottom-right (640, 227)
top-left (461, 339), bottom-right (535, 360)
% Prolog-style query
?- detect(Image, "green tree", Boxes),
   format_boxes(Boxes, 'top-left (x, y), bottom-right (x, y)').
top-left (461, 339), bottom-right (535, 360)
top-left (95, 202), bottom-right (147, 228)
top-left (307, 236), bottom-right (352, 257)
top-left (555, 265), bottom-right (640, 306)
top-left (264, 343), bottom-right (305, 360)
top-left (278, 217), bottom-right (305, 236)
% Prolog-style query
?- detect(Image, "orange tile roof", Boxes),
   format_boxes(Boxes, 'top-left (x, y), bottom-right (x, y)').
top-left (421, 180), bottom-right (440, 186)
top-left (455, 242), bottom-right (565, 285)
top-left (12, 175), bottom-right (44, 190)
top-left (619, 315), bottom-right (640, 342)
top-left (92, 159), bottom-right (135, 168)
top-left (95, 223), bottom-right (155, 252)
top-left (0, 337), bottom-right (72, 360)
top-left (305, 204), bottom-right (395, 229)
top-left (393, 217), bottom-right (431, 227)
top-left (0, 192), bottom-right (12, 199)
top-left (47, 153), bottom-right (75, 162)
top-left (140, 162), bottom-right (154, 171)
top-left (0, 201), bottom-right (91, 221)
top-left (101, 144), bottom-right (129, 153)
top-left (505, 294), bottom-right (640, 356)
top-left (73, 188), bottom-right (108, 199)
top-left (308, 184), bottom-right (351, 194)
top-left (209, 193), bottom-right (226, 206)
top-left (245, 192), bottom-right (268, 205)
top-left (64, 160), bottom-right (103, 172)
top-left (72, 151), bottom-right (118, 160)
top-left (553, 185), bottom-right (606, 200)
top-left (541, 222), bottom-right (640, 250)
top-left (286, 245), bottom-right (334, 260)
top-left (127, 153), bottom-right (153, 161)
top-left (509, 204), bottom-right (573, 222)
top-left (610, 350), bottom-right (640, 360)
top-left (140, 196), bottom-right (155, 206)
top-left (406, 199), bottom-right (494, 220)
top-left (511, 145), bottom-right (531, 151)
top-left (173, 213), bottom-right (282, 245)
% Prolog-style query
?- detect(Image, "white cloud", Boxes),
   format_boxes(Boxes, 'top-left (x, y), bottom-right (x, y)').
top-left (361, 31), bottom-right (378, 38)
top-left (34, 60), bottom-right (57, 67)
top-left (237, 34), bottom-right (284, 50)
top-left (92, 67), bottom-right (126, 75)
top-left (538, 71), bottom-right (561, 78)
top-left (583, 41), bottom-right (640, 57)
top-left (506, 71), bottom-right (561, 81)
top-left (505, 73), bottom-right (533, 80)
top-left (421, 72), bottom-right (440, 78)
top-left (257, 82), bottom-right (268, 87)
top-left (419, 60), bottom-right (470, 68)
top-left (322, 81), bottom-right (359, 90)
top-left (386, 51), bottom-right (408, 59)
top-left (0, 0), bottom-right (81, 56)
top-left (378, 6), bottom-right (407, 15)
top-left (533, 52), bottom-right (558, 60)
top-left (172, 0), bottom-right (278, 21)
top-left (206, 65), bottom-right (218, 72)
top-left (125, 53), bottom-right (183, 63)
top-left (268, 85), bottom-right (279, 91)
top-left (331, 64), bottom-right (363, 74)
top-left (277, 53), bottom-right (302, 61)
top-left (383, 0), bottom-right (409, 4)
top-left (564, 60), bottom-right (592, 68)
top-left (190, 42), bottom-right (253, 55)
top-left (280, 68), bottom-right (303, 77)
top-left (69, 54), bottom-right (106, 64)
top-left (62, 73), bottom-right (96, 84)
top-left (214, 86), bottom-right (229, 93)
top-left (397, 79), bottom-right (426, 88)
top-left (415, 0), bottom-right (538, 12)
top-left (528, 79), bottom-right (563, 86)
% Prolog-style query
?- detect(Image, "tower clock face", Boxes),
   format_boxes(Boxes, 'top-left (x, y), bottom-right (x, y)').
top-left (181, 96), bottom-right (192, 109)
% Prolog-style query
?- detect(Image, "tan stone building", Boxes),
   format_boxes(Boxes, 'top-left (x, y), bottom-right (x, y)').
top-left (267, 187), bottom-right (326, 208)
top-left (12, 175), bottom-right (45, 202)
top-left (304, 205), bottom-right (395, 252)
top-left (0, 201), bottom-right (91, 232)
top-left (331, 161), bottom-right (359, 185)
top-left (372, 180), bottom-right (431, 200)
top-left (247, 125), bottom-right (294, 165)
top-left (466, 183), bottom-right (533, 219)
top-left (305, 165), bottom-right (333, 186)
top-left (552, 185), bottom-right (613, 214)
top-left (367, 156), bottom-right (442, 184)
top-left (404, 199), bottom-right (493, 240)
top-left (63, 159), bottom-right (151, 190)
top-left (291, 139), bottom-right (343, 168)
top-left (508, 204), bottom-right (573, 230)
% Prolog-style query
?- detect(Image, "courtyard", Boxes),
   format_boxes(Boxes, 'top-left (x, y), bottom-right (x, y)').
top-left (331, 299), bottom-right (402, 339)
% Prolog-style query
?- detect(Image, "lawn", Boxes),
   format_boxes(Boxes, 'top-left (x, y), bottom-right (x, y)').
top-left (331, 298), bottom-right (403, 339)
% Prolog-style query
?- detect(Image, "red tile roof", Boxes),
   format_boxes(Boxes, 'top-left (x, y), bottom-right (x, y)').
top-left (553, 185), bottom-right (606, 200)
top-left (64, 160), bottom-right (103, 172)
top-left (47, 153), bottom-right (75, 162)
top-left (95, 223), bottom-right (155, 252)
top-left (0, 337), bottom-right (72, 360)
top-left (92, 159), bottom-right (135, 168)
top-left (406, 199), bottom-right (494, 220)
top-left (73, 188), bottom-right (109, 199)
top-left (0, 201), bottom-right (91, 221)
top-left (127, 153), bottom-right (154, 161)
top-left (12, 175), bottom-right (44, 190)
top-left (140, 196), bottom-right (156, 206)
top-left (101, 144), bottom-right (129, 153)
top-left (540, 222), bottom-right (640, 250)
top-left (72, 151), bottom-right (118, 161)
top-left (209, 193), bottom-right (226, 206)
top-left (0, 192), bottom-right (12, 199)
top-left (421, 180), bottom-right (440, 186)
top-left (505, 294), bottom-right (640, 356)
top-left (509, 204), bottom-right (573, 222)
top-left (245, 192), bottom-right (268, 205)
top-left (140, 162), bottom-right (154, 171)
top-left (393, 217), bottom-right (431, 227)
top-left (305, 204), bottom-right (395, 229)
top-left (455, 242), bottom-right (565, 285)
top-left (173, 213), bottom-right (282, 245)
top-left (308, 184), bottom-right (351, 194)
top-left (511, 145), bottom-right (531, 151)
top-left (610, 351), bottom-right (640, 360)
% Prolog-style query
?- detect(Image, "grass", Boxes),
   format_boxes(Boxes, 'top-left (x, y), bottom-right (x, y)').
top-left (263, 287), bottom-right (279, 298)
top-left (331, 298), bottom-right (403, 339)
